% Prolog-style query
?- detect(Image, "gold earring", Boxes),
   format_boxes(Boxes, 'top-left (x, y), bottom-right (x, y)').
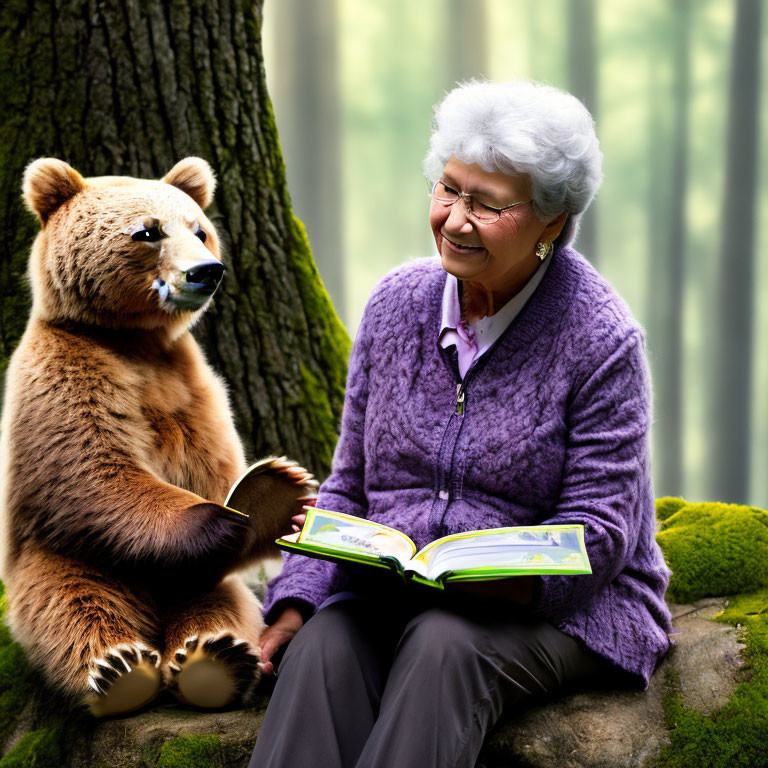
top-left (535, 242), bottom-right (550, 262)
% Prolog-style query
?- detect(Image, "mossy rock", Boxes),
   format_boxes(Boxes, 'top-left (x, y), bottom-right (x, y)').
top-left (155, 734), bottom-right (222, 768)
top-left (0, 727), bottom-right (65, 768)
top-left (644, 591), bottom-right (768, 768)
top-left (656, 500), bottom-right (768, 604)
top-left (0, 581), bottom-right (43, 756)
top-left (655, 496), bottom-right (689, 522)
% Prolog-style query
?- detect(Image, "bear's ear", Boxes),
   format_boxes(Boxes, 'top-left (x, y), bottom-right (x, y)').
top-left (162, 157), bottom-right (216, 210)
top-left (22, 158), bottom-right (85, 225)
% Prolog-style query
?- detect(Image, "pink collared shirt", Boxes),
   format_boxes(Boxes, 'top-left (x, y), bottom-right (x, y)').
top-left (438, 256), bottom-right (552, 379)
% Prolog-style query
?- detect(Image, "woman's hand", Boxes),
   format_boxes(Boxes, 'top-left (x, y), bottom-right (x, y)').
top-left (449, 575), bottom-right (537, 606)
top-left (258, 605), bottom-right (305, 677)
top-left (258, 512), bottom-right (310, 675)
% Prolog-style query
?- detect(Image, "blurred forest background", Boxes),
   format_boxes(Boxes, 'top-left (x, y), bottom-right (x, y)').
top-left (263, 0), bottom-right (767, 509)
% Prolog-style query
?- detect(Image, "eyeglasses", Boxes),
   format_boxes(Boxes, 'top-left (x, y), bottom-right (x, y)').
top-left (429, 179), bottom-right (532, 224)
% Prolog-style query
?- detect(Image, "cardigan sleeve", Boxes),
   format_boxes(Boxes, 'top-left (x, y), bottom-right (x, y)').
top-left (528, 329), bottom-right (655, 623)
top-left (261, 285), bottom-right (376, 624)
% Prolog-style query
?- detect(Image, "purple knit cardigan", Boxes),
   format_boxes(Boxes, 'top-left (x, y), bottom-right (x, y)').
top-left (265, 244), bottom-right (675, 690)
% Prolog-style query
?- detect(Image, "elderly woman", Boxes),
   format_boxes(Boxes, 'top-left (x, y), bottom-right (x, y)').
top-left (249, 80), bottom-right (675, 768)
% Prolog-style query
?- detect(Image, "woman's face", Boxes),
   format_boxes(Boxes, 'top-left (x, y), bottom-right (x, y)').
top-left (429, 156), bottom-right (563, 296)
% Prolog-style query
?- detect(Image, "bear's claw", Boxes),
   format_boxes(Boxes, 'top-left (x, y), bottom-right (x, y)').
top-left (167, 631), bottom-right (261, 709)
top-left (85, 641), bottom-right (162, 717)
top-left (256, 456), bottom-right (319, 490)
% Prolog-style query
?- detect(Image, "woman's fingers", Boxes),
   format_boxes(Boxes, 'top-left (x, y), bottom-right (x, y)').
top-left (258, 629), bottom-right (288, 676)
top-left (291, 513), bottom-right (307, 527)
top-left (257, 607), bottom-right (304, 677)
top-left (259, 638), bottom-right (280, 677)
top-left (292, 497), bottom-right (315, 520)
top-left (259, 639), bottom-right (275, 666)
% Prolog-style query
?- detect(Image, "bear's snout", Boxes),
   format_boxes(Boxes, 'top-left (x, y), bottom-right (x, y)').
top-left (185, 261), bottom-right (225, 292)
top-left (157, 260), bottom-right (226, 312)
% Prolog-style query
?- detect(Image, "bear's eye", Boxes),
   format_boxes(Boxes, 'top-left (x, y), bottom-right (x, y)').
top-left (132, 226), bottom-right (163, 243)
top-left (195, 226), bottom-right (207, 244)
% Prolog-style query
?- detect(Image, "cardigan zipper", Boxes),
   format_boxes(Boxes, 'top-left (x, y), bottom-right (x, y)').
top-left (429, 353), bottom-right (492, 536)
top-left (455, 383), bottom-right (465, 415)
top-left (451, 347), bottom-right (494, 412)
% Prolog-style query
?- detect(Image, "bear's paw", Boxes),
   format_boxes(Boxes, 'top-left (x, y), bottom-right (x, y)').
top-left (86, 641), bottom-right (163, 718)
top-left (167, 631), bottom-right (261, 709)
top-left (255, 455), bottom-right (319, 490)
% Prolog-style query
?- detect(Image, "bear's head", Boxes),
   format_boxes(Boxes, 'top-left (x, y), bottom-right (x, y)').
top-left (22, 157), bottom-right (225, 340)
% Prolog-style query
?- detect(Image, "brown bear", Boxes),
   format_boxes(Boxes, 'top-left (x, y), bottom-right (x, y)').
top-left (0, 157), bottom-right (316, 717)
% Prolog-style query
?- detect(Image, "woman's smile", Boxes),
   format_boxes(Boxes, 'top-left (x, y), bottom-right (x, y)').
top-left (440, 233), bottom-right (485, 255)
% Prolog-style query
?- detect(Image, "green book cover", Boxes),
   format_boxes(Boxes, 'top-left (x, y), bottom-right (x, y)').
top-left (276, 507), bottom-right (592, 590)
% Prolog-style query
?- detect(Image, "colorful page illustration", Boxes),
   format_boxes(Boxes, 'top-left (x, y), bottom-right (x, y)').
top-left (287, 508), bottom-right (416, 565)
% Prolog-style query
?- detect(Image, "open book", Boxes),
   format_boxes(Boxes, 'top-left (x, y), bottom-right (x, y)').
top-left (277, 507), bottom-right (592, 589)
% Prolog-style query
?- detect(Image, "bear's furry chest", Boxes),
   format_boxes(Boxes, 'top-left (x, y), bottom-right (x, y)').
top-left (136, 370), bottom-right (220, 495)
top-left (142, 403), bottom-right (197, 455)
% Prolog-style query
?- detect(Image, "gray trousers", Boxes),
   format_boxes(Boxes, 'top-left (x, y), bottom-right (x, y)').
top-left (249, 586), bottom-right (612, 768)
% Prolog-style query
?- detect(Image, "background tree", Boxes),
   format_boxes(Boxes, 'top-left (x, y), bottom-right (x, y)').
top-left (648, 0), bottom-right (689, 499)
top-left (0, 0), bottom-right (349, 479)
top-left (567, 0), bottom-right (599, 266)
top-left (708, 0), bottom-right (762, 503)
top-left (269, 0), bottom-right (344, 313)
top-left (445, 0), bottom-right (488, 87)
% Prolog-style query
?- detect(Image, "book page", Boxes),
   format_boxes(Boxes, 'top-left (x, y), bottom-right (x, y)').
top-left (287, 507), bottom-right (416, 565)
top-left (413, 525), bottom-right (590, 581)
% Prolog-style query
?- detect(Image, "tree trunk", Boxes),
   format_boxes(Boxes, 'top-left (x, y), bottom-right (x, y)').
top-left (567, 0), bottom-right (598, 266)
top-left (269, 0), bottom-right (344, 318)
top-left (645, 35), bottom-right (669, 495)
top-left (0, 0), bottom-right (349, 479)
top-left (650, 0), bottom-right (688, 499)
top-left (709, 0), bottom-right (761, 503)
top-left (446, 0), bottom-right (488, 87)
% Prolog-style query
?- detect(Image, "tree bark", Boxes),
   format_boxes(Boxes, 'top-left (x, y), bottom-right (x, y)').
top-left (709, 0), bottom-right (761, 503)
top-left (0, 0), bottom-right (349, 479)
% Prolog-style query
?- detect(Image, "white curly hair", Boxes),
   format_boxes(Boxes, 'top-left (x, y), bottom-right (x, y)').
top-left (423, 79), bottom-right (602, 248)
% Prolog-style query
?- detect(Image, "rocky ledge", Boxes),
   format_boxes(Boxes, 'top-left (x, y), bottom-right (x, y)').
top-left (0, 596), bottom-right (741, 768)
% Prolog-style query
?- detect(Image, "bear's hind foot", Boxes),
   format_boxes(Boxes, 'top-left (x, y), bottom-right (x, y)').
top-left (85, 642), bottom-right (162, 718)
top-left (168, 631), bottom-right (261, 709)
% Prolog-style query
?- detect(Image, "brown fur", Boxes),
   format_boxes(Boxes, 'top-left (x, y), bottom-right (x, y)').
top-left (0, 158), bottom-right (311, 712)
top-left (161, 577), bottom-right (264, 662)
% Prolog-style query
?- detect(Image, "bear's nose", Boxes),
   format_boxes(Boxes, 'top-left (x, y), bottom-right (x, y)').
top-left (185, 261), bottom-right (225, 290)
